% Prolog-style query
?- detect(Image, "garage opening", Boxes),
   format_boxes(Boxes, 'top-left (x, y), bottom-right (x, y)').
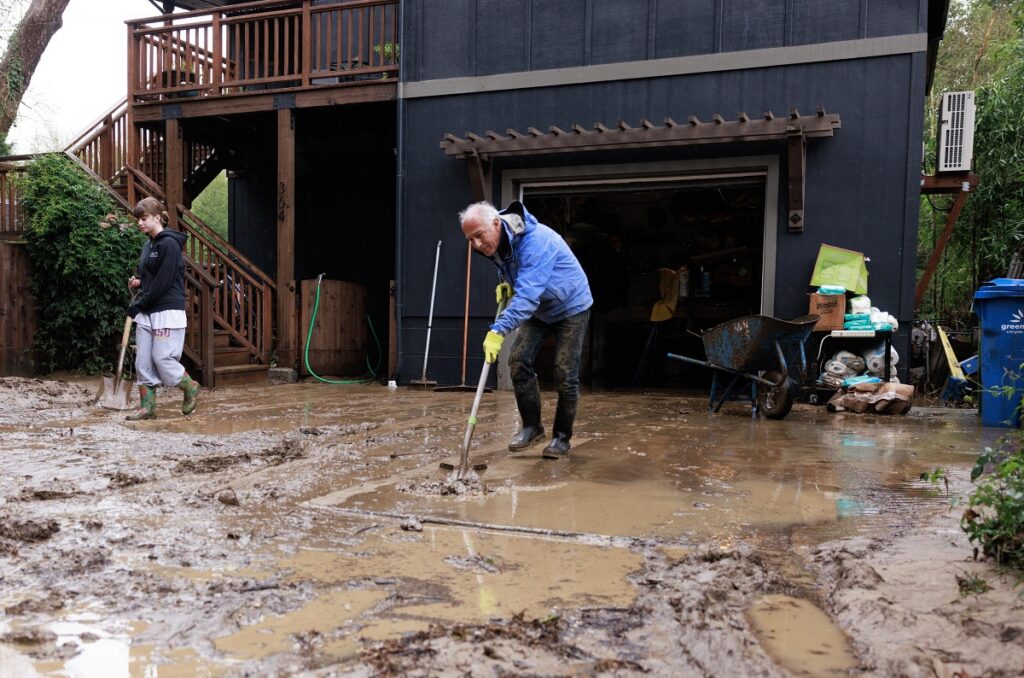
top-left (519, 174), bottom-right (768, 390)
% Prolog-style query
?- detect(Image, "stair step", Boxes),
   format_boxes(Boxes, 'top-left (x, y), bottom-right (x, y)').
top-left (213, 331), bottom-right (232, 348)
top-left (214, 346), bottom-right (253, 367)
top-left (213, 364), bottom-right (269, 387)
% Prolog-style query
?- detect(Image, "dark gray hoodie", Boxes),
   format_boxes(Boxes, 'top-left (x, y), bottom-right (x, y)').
top-left (128, 229), bottom-right (188, 318)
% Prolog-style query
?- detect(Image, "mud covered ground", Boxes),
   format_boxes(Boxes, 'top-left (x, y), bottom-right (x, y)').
top-left (0, 376), bottom-right (1021, 676)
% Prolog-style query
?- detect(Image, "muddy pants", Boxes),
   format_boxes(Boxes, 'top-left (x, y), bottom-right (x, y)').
top-left (509, 308), bottom-right (590, 435)
top-left (134, 325), bottom-right (186, 387)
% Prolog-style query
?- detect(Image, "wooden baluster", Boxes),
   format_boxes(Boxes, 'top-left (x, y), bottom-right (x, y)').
top-left (212, 13), bottom-right (221, 93)
top-left (301, 1), bottom-right (312, 87)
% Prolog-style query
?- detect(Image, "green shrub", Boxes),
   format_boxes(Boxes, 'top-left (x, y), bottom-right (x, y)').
top-left (962, 364), bottom-right (1024, 571)
top-left (19, 154), bottom-right (145, 374)
top-left (191, 170), bottom-right (227, 239)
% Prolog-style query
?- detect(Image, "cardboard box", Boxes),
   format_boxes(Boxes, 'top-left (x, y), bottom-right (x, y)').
top-left (808, 293), bottom-right (845, 331)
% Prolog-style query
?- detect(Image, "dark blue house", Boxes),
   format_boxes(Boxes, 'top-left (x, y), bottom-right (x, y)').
top-left (397, 0), bottom-right (949, 389)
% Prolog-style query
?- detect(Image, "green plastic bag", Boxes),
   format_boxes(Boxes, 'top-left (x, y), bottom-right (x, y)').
top-left (810, 244), bottom-right (868, 295)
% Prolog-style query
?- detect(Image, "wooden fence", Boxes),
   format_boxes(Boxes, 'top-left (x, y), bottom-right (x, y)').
top-left (0, 160), bottom-right (35, 375)
top-left (0, 242), bottom-right (35, 376)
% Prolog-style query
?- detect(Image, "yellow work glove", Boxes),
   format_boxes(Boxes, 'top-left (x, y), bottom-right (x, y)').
top-left (495, 282), bottom-right (513, 305)
top-left (483, 331), bottom-right (504, 364)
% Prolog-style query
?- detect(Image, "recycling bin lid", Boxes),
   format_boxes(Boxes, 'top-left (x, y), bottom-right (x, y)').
top-left (973, 278), bottom-right (1024, 300)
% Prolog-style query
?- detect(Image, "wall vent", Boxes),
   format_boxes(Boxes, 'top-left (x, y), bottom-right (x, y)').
top-left (937, 91), bottom-right (975, 173)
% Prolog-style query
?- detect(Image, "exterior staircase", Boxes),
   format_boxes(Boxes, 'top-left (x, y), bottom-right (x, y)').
top-left (51, 99), bottom-right (274, 387)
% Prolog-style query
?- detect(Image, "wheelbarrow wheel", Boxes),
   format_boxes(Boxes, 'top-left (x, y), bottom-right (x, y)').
top-left (757, 370), bottom-right (796, 419)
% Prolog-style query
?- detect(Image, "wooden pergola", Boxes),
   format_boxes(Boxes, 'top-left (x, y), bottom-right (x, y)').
top-left (441, 107), bottom-right (842, 233)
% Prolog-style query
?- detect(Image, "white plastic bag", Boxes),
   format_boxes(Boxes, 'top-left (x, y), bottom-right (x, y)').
top-left (850, 295), bottom-right (872, 314)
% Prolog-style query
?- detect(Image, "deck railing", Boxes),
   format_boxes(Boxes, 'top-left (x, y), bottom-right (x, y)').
top-left (64, 102), bottom-right (217, 198)
top-left (129, 0), bottom-right (399, 101)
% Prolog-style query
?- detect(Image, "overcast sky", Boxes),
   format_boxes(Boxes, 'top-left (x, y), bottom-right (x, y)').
top-left (5, 0), bottom-right (152, 153)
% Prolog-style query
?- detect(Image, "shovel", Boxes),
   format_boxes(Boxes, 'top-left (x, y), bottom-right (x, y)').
top-left (95, 316), bottom-right (134, 410)
top-left (440, 295), bottom-right (509, 479)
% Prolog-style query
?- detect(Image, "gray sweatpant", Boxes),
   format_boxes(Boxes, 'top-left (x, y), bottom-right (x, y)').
top-left (134, 325), bottom-right (186, 387)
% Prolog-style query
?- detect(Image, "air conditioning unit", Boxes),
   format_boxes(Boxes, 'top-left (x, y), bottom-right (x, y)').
top-left (937, 91), bottom-right (975, 173)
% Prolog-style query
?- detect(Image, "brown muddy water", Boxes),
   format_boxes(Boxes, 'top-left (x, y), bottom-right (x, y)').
top-left (0, 376), bottom-right (987, 675)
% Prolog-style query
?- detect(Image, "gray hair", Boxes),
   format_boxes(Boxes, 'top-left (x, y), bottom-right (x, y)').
top-left (459, 201), bottom-right (499, 227)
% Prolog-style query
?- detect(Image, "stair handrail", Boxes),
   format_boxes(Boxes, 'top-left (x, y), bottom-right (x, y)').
top-left (125, 165), bottom-right (167, 201)
top-left (64, 99), bottom-right (128, 155)
top-left (177, 203), bottom-right (276, 292)
top-left (176, 204), bottom-right (274, 361)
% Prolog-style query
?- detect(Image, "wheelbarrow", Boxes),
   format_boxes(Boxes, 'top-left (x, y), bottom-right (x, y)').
top-left (667, 314), bottom-right (819, 419)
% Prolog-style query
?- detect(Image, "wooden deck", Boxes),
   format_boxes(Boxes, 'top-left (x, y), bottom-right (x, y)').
top-left (128, 0), bottom-right (398, 121)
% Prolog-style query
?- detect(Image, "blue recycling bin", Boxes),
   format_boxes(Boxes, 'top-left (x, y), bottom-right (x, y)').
top-left (973, 278), bottom-right (1024, 428)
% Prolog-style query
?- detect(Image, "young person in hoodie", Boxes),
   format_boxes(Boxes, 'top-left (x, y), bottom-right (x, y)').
top-left (124, 197), bottom-right (199, 420)
top-left (459, 200), bottom-right (593, 458)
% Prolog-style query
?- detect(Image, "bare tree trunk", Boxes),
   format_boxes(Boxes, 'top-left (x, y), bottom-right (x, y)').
top-left (0, 0), bottom-right (72, 139)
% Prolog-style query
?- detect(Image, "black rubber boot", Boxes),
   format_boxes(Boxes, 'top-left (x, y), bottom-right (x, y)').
top-left (542, 397), bottom-right (577, 459)
top-left (508, 380), bottom-right (544, 451)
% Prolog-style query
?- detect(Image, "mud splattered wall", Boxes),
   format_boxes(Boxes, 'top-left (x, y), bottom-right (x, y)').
top-left (0, 243), bottom-right (36, 376)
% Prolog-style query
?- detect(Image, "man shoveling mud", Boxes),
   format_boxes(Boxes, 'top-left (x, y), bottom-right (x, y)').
top-left (459, 201), bottom-right (592, 458)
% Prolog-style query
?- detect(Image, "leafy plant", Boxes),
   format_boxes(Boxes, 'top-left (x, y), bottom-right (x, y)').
top-left (920, 467), bottom-right (951, 496)
top-left (918, 1), bottom-right (1024, 320)
top-left (190, 170), bottom-right (227, 239)
top-left (961, 363), bottom-right (1024, 570)
top-left (373, 41), bottom-right (399, 78)
top-left (955, 572), bottom-right (991, 597)
top-left (373, 41), bottom-right (399, 63)
top-left (19, 153), bottom-right (144, 373)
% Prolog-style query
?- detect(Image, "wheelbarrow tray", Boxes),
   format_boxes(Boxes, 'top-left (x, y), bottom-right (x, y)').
top-left (701, 314), bottom-right (819, 374)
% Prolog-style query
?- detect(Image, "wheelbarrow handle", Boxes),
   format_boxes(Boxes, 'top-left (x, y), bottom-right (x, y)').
top-left (665, 352), bottom-right (782, 388)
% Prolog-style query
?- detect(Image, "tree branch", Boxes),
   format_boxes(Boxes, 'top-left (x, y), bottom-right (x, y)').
top-left (0, 0), bottom-right (71, 139)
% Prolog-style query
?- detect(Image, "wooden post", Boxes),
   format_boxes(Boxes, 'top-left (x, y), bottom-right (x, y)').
top-left (164, 118), bottom-right (184, 231)
top-left (201, 282), bottom-right (215, 387)
top-left (787, 129), bottom-right (805, 232)
top-left (388, 279), bottom-right (397, 379)
top-left (99, 114), bottom-right (114, 183)
top-left (915, 189), bottom-right (970, 308)
top-left (301, 1), bottom-right (312, 88)
top-left (277, 108), bottom-right (297, 369)
top-left (126, 22), bottom-right (138, 207)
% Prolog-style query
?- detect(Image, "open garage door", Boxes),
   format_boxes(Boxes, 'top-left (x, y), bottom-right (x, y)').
top-left (517, 171), bottom-right (769, 390)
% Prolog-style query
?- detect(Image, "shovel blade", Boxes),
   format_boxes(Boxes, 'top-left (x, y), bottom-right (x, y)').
top-left (94, 374), bottom-right (133, 410)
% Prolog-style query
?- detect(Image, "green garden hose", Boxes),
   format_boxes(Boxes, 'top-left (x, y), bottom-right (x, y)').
top-left (304, 273), bottom-right (383, 384)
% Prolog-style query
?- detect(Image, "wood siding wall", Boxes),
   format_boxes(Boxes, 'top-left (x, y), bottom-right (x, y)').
top-left (397, 0), bottom-right (929, 385)
top-left (0, 243), bottom-right (36, 376)
top-left (405, 0), bottom-right (928, 81)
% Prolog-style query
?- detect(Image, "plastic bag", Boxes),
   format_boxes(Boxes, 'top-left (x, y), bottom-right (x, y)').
top-left (825, 359), bottom-right (857, 378)
top-left (832, 350), bottom-right (866, 373)
top-left (849, 295), bottom-right (872, 314)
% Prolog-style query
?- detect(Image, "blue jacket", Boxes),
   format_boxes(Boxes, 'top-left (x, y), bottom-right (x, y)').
top-left (489, 202), bottom-right (593, 335)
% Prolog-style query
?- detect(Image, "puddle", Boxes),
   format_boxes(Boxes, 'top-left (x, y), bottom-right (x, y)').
top-left (747, 594), bottom-right (859, 676)
top-left (280, 527), bottom-right (643, 621)
top-left (213, 588), bottom-right (386, 662)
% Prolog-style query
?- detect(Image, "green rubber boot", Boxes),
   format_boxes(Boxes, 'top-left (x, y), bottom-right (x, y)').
top-left (178, 374), bottom-right (200, 415)
top-left (125, 385), bottom-right (156, 421)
